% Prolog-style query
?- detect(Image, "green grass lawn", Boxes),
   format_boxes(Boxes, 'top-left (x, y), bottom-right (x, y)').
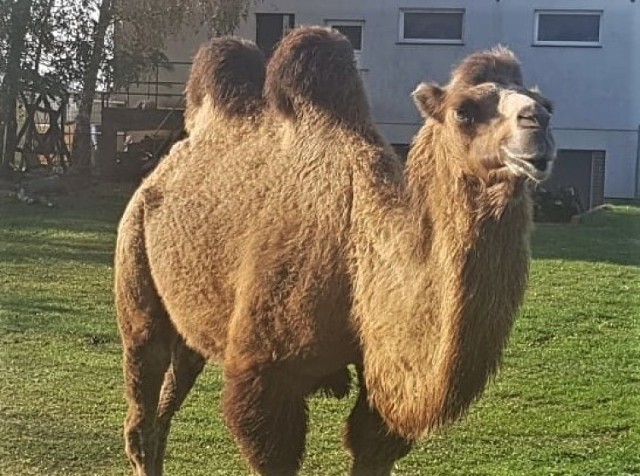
top-left (1, 189), bottom-right (639, 476)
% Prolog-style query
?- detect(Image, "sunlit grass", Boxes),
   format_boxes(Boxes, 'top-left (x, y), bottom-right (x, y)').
top-left (1, 191), bottom-right (638, 475)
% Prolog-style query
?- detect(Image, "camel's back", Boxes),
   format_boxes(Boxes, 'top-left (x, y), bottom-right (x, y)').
top-left (116, 27), bottom-right (388, 369)
top-left (131, 111), bottom-right (357, 360)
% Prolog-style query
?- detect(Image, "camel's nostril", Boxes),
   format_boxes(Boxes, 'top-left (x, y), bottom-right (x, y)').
top-left (517, 114), bottom-right (539, 128)
top-left (517, 113), bottom-right (550, 129)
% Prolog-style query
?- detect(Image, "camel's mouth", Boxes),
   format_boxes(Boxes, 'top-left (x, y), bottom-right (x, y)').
top-left (501, 147), bottom-right (555, 182)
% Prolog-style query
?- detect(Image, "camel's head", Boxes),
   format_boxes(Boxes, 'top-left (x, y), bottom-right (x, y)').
top-left (413, 47), bottom-right (555, 184)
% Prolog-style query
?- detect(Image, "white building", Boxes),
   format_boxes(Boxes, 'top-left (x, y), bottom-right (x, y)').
top-left (135, 0), bottom-right (640, 204)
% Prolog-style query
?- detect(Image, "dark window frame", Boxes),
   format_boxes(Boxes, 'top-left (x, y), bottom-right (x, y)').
top-left (326, 20), bottom-right (364, 52)
top-left (534, 10), bottom-right (603, 47)
top-left (398, 9), bottom-right (465, 44)
top-left (325, 19), bottom-right (365, 68)
top-left (255, 13), bottom-right (295, 58)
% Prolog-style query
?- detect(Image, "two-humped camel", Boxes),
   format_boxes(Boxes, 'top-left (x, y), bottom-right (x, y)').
top-left (115, 26), bottom-right (555, 476)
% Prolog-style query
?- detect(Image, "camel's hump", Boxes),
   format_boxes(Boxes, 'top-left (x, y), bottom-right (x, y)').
top-left (265, 26), bottom-right (370, 125)
top-left (185, 37), bottom-right (266, 118)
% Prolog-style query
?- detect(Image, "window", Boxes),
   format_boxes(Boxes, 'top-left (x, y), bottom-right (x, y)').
top-left (534, 11), bottom-right (602, 46)
top-left (327, 20), bottom-right (364, 67)
top-left (256, 13), bottom-right (295, 57)
top-left (543, 150), bottom-right (606, 210)
top-left (327, 21), bottom-right (363, 52)
top-left (399, 9), bottom-right (464, 44)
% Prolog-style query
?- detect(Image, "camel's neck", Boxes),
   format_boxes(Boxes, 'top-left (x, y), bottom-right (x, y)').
top-left (352, 129), bottom-right (532, 439)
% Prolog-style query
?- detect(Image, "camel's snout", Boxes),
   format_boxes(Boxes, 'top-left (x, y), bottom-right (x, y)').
top-left (500, 92), bottom-right (555, 181)
top-left (502, 132), bottom-right (555, 181)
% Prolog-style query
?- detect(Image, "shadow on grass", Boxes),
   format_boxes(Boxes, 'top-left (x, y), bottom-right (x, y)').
top-left (0, 193), bottom-right (129, 235)
top-left (0, 295), bottom-right (79, 340)
top-left (0, 188), bottom-right (127, 267)
top-left (0, 295), bottom-right (74, 316)
top-left (532, 206), bottom-right (640, 267)
top-left (0, 232), bottom-right (114, 267)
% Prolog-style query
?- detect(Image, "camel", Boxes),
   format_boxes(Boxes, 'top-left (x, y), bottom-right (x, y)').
top-left (114, 27), bottom-right (555, 476)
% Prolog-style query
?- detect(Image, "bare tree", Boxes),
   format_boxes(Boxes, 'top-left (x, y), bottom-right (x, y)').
top-left (70, 0), bottom-right (253, 177)
top-left (70, 0), bottom-right (114, 175)
top-left (0, 0), bottom-right (32, 178)
top-left (0, 0), bottom-right (253, 179)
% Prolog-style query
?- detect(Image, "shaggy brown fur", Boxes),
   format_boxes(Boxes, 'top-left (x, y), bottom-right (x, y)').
top-left (265, 26), bottom-right (371, 127)
top-left (115, 29), bottom-right (555, 476)
top-left (184, 36), bottom-right (265, 132)
top-left (450, 45), bottom-right (523, 88)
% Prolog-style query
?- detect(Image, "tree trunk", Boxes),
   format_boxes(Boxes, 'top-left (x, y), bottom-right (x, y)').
top-left (1, 0), bottom-right (32, 179)
top-left (71, 0), bottom-right (114, 177)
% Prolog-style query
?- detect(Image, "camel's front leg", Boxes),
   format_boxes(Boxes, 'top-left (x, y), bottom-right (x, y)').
top-left (222, 362), bottom-right (309, 476)
top-left (343, 367), bottom-right (413, 476)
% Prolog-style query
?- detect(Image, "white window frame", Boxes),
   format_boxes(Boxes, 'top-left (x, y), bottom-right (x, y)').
top-left (326, 20), bottom-right (365, 67)
top-left (398, 9), bottom-right (465, 45)
top-left (533, 10), bottom-right (603, 47)
top-left (281, 14), bottom-right (295, 36)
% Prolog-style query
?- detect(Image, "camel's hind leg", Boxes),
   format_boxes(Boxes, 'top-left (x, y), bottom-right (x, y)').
top-left (119, 312), bottom-right (204, 476)
top-left (344, 367), bottom-right (412, 476)
top-left (118, 301), bottom-right (174, 476)
top-left (153, 339), bottom-right (206, 474)
top-left (116, 198), bottom-right (180, 476)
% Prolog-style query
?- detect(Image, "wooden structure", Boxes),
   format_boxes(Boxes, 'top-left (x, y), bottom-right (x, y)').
top-left (14, 89), bottom-right (71, 172)
top-left (98, 107), bottom-right (184, 180)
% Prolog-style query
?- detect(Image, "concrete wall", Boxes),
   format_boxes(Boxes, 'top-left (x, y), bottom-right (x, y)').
top-left (152, 0), bottom-right (639, 199)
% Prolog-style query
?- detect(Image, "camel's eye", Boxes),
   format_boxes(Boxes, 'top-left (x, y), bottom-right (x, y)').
top-left (454, 106), bottom-right (475, 125)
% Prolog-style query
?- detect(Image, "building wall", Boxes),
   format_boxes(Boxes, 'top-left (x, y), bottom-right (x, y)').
top-left (154, 0), bottom-right (639, 199)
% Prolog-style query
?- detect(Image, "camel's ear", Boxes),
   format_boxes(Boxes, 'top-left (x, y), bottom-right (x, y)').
top-left (412, 82), bottom-right (446, 122)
